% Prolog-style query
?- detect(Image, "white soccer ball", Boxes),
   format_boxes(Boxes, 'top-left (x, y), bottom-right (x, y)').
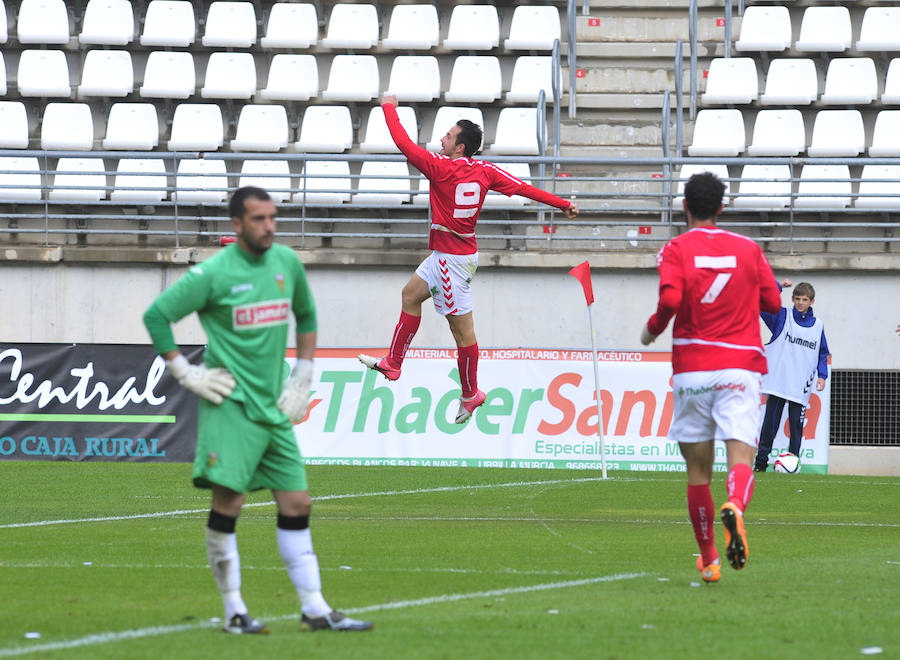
top-left (773, 452), bottom-right (801, 474)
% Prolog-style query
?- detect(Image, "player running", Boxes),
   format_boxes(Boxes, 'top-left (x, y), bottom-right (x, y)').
top-left (360, 94), bottom-right (579, 423)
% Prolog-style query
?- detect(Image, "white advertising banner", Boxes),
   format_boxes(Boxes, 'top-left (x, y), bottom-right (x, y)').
top-left (293, 348), bottom-right (831, 474)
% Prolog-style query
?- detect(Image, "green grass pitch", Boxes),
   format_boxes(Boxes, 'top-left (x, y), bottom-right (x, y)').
top-left (1, 463), bottom-right (897, 659)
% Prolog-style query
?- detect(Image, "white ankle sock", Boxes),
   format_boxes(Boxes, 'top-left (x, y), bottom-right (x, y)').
top-left (277, 527), bottom-right (331, 617)
top-left (206, 528), bottom-right (247, 620)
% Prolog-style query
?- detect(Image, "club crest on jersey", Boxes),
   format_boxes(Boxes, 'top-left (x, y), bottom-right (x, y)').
top-left (275, 273), bottom-right (285, 293)
top-left (232, 298), bottom-right (290, 330)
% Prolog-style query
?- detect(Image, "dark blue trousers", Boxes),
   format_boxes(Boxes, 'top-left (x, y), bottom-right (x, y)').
top-left (755, 395), bottom-right (804, 469)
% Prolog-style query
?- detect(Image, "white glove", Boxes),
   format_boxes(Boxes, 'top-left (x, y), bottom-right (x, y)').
top-left (166, 354), bottom-right (236, 405)
top-left (640, 324), bottom-right (658, 346)
top-left (278, 358), bottom-right (313, 423)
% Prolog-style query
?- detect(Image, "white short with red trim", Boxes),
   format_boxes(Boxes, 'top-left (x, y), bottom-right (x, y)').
top-left (670, 369), bottom-right (761, 447)
top-left (415, 250), bottom-right (478, 317)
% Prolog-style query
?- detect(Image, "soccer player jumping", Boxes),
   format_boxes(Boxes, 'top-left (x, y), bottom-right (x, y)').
top-left (360, 95), bottom-right (579, 423)
top-left (641, 172), bottom-right (781, 583)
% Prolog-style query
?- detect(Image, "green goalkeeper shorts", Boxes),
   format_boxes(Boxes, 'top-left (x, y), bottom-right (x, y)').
top-left (192, 397), bottom-right (308, 493)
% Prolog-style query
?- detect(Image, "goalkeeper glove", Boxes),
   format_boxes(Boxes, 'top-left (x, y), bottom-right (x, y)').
top-left (165, 354), bottom-right (236, 405)
top-left (278, 358), bottom-right (313, 423)
top-left (640, 323), bottom-right (658, 346)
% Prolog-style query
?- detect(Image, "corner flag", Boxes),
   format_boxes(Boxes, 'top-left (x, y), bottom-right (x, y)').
top-left (568, 261), bottom-right (594, 305)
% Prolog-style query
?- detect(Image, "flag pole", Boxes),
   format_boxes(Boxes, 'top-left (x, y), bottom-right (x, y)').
top-left (586, 301), bottom-right (608, 479)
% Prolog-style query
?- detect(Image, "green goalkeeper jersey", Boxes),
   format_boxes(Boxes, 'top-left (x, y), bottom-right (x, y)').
top-left (144, 243), bottom-right (317, 425)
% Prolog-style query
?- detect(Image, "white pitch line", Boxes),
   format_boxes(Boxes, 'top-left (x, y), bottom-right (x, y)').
top-left (0, 572), bottom-right (646, 657)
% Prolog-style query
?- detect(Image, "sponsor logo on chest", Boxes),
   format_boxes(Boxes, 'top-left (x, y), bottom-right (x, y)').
top-left (232, 298), bottom-right (291, 330)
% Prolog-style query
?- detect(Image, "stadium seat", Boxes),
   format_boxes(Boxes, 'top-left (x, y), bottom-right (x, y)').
top-left (734, 164), bottom-right (791, 208)
top-left (856, 165), bottom-right (900, 209)
top-left (382, 4), bottom-right (439, 50)
top-left (201, 52), bottom-right (257, 100)
top-left (882, 60), bottom-right (900, 104)
top-left (110, 158), bottom-right (167, 202)
top-left (443, 5), bottom-right (499, 50)
top-left (238, 160), bottom-right (292, 202)
top-left (352, 161), bottom-right (411, 205)
top-left (17, 0), bottom-right (69, 44)
top-left (78, 50), bottom-right (133, 98)
top-left (0, 102), bottom-right (29, 149)
top-left (79, 0), bottom-right (135, 45)
top-left (426, 107), bottom-right (485, 152)
top-left (735, 6), bottom-right (791, 52)
top-left (0, 1), bottom-right (7, 44)
top-left (411, 174), bottom-right (430, 205)
top-left (386, 56), bottom-right (441, 103)
top-left (294, 160), bottom-right (351, 204)
top-left (0, 157), bottom-right (42, 200)
top-left (140, 52), bottom-right (195, 99)
top-left (202, 1), bottom-right (256, 48)
top-left (260, 2), bottom-right (318, 48)
top-left (701, 58), bottom-right (758, 105)
top-left (759, 59), bottom-right (818, 106)
top-left (321, 55), bottom-right (379, 102)
top-left (856, 8), bottom-right (900, 51)
top-left (674, 164), bottom-right (731, 206)
top-left (321, 4), bottom-right (378, 49)
top-left (746, 109), bottom-right (805, 157)
top-left (506, 56), bottom-right (553, 104)
top-left (140, 1), bottom-right (195, 47)
top-left (41, 103), bottom-right (93, 150)
top-left (504, 6), bottom-right (560, 50)
top-left (445, 57), bottom-right (502, 103)
top-left (167, 104), bottom-right (224, 151)
top-left (360, 106), bottom-right (418, 153)
top-left (482, 163), bottom-right (533, 207)
top-left (490, 108), bottom-right (541, 155)
top-left (49, 157), bottom-right (107, 202)
top-left (868, 111), bottom-right (900, 157)
top-left (807, 110), bottom-right (864, 157)
top-left (795, 7), bottom-right (851, 52)
top-left (230, 105), bottom-right (289, 152)
top-left (821, 58), bottom-right (877, 105)
top-left (102, 103), bottom-right (159, 150)
top-left (687, 109), bottom-right (745, 157)
top-left (259, 54), bottom-right (318, 102)
top-left (794, 165), bottom-right (851, 209)
top-left (17, 50), bottom-right (71, 97)
top-left (174, 159), bottom-right (229, 203)
top-left (295, 106), bottom-right (353, 152)
top-left (0, 52), bottom-right (6, 95)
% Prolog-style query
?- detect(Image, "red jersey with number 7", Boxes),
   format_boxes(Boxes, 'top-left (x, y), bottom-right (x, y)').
top-left (383, 102), bottom-right (572, 255)
top-left (646, 227), bottom-right (781, 374)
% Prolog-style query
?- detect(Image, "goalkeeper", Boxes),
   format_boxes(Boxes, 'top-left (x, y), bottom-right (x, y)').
top-left (143, 186), bottom-right (371, 635)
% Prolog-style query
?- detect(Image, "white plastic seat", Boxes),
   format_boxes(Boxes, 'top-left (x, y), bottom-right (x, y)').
top-left (140, 1), bottom-right (195, 47)
top-left (868, 111), bottom-right (900, 157)
top-left (140, 52), bottom-right (195, 99)
top-left (238, 160), bottom-right (291, 202)
top-left (701, 58), bottom-right (758, 105)
top-left (230, 105), bottom-right (289, 152)
top-left (856, 8), bottom-right (900, 51)
top-left (506, 56), bottom-right (553, 104)
top-left (202, 1), bottom-right (256, 47)
top-left (794, 165), bottom-right (851, 209)
top-left (50, 157), bottom-right (106, 202)
top-left (0, 102), bottom-right (29, 148)
top-left (882, 59), bottom-right (900, 104)
top-left (382, 4), bottom-right (439, 50)
top-left (687, 109), bottom-right (745, 156)
top-left (759, 59), bottom-right (818, 106)
top-left (174, 159), bottom-right (228, 203)
top-left (735, 6), bottom-right (791, 52)
top-left (445, 56), bottom-right (502, 103)
top-left (352, 161), bottom-right (410, 205)
top-left (386, 56), bottom-right (440, 103)
top-left (294, 160), bottom-right (351, 204)
top-left (260, 3), bottom-right (318, 48)
top-left (41, 103), bottom-right (93, 150)
top-left (0, 0), bottom-right (7, 43)
top-left (746, 109), bottom-right (805, 157)
top-left (102, 103), bottom-right (159, 150)
top-left (735, 165), bottom-right (791, 208)
top-left (0, 52), bottom-right (6, 95)
top-left (504, 5), bottom-right (560, 50)
top-left (201, 52), bottom-right (257, 100)
top-left (79, 0), bottom-right (134, 45)
top-left (78, 50), bottom-right (133, 98)
top-left (17, 50), bottom-right (70, 97)
top-left (674, 165), bottom-right (731, 206)
top-left (482, 163), bottom-right (532, 207)
top-left (443, 5), bottom-right (499, 50)
top-left (856, 165), bottom-right (900, 209)
top-left (807, 110), bottom-right (864, 157)
top-left (321, 4), bottom-right (378, 49)
top-left (321, 55), bottom-right (379, 102)
top-left (110, 158), bottom-right (167, 202)
top-left (426, 107), bottom-right (485, 152)
top-left (295, 106), bottom-right (353, 152)
top-left (0, 157), bottom-right (41, 200)
top-left (17, 0), bottom-right (69, 44)
top-left (360, 106), bottom-right (418, 153)
top-left (259, 54), bottom-right (318, 101)
top-left (490, 108), bottom-right (541, 155)
top-left (821, 58), bottom-right (877, 105)
top-left (795, 7), bottom-right (851, 52)
top-left (168, 104), bottom-right (224, 151)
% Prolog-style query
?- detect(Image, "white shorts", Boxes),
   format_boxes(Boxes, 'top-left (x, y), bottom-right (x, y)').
top-left (669, 369), bottom-right (761, 447)
top-left (415, 251), bottom-right (478, 317)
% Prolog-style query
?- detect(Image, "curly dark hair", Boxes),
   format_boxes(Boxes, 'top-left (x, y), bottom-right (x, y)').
top-left (683, 172), bottom-right (726, 221)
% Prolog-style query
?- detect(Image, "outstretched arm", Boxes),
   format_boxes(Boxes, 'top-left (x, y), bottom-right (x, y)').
top-left (381, 95), bottom-right (436, 178)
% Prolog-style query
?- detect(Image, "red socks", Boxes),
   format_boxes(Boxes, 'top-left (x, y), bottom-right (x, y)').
top-left (687, 484), bottom-right (718, 565)
top-left (387, 311), bottom-right (420, 368)
top-left (457, 343), bottom-right (479, 399)
top-left (726, 463), bottom-right (755, 513)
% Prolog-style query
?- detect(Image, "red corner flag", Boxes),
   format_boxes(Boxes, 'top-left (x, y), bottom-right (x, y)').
top-left (568, 261), bottom-right (594, 306)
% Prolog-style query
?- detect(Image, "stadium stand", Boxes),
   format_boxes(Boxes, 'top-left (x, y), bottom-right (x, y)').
top-left (78, 50), bottom-right (134, 98)
top-left (140, 0), bottom-right (195, 47)
top-left (259, 54), bottom-right (319, 102)
top-left (321, 3), bottom-right (378, 49)
top-left (747, 110), bottom-right (805, 157)
top-left (382, 4), bottom-right (440, 50)
top-left (0, 101), bottom-right (28, 148)
top-left (385, 56), bottom-right (441, 103)
top-left (443, 5), bottom-right (500, 50)
top-left (260, 2), bottom-right (318, 48)
top-left (79, 0), bottom-right (135, 45)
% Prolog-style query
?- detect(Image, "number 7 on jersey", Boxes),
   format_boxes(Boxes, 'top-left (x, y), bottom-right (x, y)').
top-left (694, 255), bottom-right (736, 304)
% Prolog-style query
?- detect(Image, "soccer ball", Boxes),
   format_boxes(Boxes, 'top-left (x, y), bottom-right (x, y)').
top-left (773, 452), bottom-right (801, 474)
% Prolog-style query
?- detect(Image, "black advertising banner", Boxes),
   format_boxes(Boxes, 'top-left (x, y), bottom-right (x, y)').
top-left (0, 344), bottom-right (201, 462)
